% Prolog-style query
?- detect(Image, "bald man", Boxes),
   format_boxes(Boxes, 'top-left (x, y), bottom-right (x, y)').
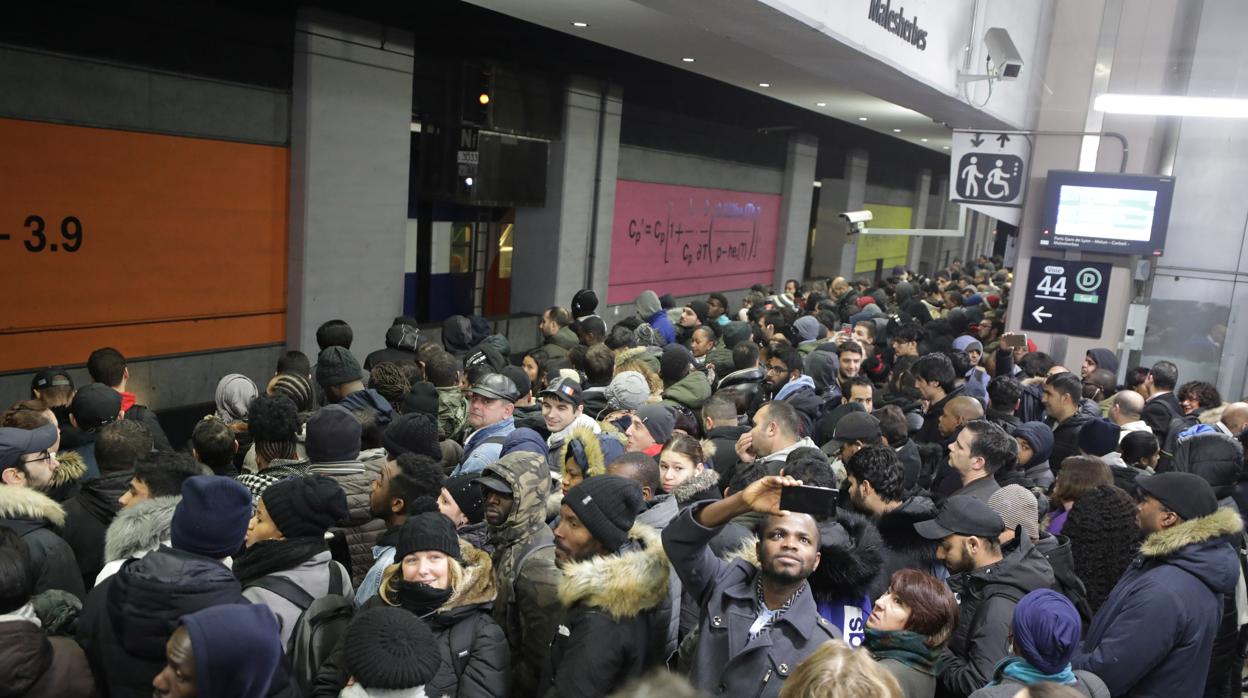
top-left (939, 396), bottom-right (986, 440)
top-left (1109, 390), bottom-right (1150, 442)
top-left (1219, 402), bottom-right (1248, 438)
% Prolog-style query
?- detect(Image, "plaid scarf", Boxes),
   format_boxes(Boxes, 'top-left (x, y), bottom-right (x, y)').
top-left (750, 576), bottom-right (805, 640)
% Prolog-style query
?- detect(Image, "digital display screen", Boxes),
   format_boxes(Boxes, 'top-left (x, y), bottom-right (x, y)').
top-left (1040, 171), bottom-right (1174, 256)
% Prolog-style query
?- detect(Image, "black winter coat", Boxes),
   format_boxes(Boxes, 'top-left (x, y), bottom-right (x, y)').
top-left (940, 535), bottom-right (1055, 697)
top-left (62, 470), bottom-right (130, 590)
top-left (1168, 431), bottom-right (1244, 500)
top-left (876, 496), bottom-right (940, 579)
top-left (706, 424), bottom-right (747, 481)
top-left (541, 524), bottom-right (671, 697)
top-left (0, 485), bottom-right (85, 600)
top-left (77, 546), bottom-right (244, 698)
top-left (1141, 392), bottom-right (1183, 443)
top-left (1049, 413), bottom-right (1091, 475)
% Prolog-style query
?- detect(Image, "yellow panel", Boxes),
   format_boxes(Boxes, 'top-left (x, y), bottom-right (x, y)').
top-left (854, 203), bottom-right (913, 275)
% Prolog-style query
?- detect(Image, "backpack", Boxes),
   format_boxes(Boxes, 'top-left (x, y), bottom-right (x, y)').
top-left (250, 562), bottom-right (352, 695)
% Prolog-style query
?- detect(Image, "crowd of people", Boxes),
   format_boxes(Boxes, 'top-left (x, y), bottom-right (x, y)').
top-left (2, 254), bottom-right (1247, 697)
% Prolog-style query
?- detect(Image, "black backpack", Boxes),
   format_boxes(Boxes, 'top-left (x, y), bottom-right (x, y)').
top-left (249, 562), bottom-right (352, 696)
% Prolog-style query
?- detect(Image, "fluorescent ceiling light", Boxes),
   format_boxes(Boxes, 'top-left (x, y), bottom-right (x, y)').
top-left (920, 138), bottom-right (929, 142)
top-left (758, 82), bottom-right (770, 87)
top-left (858, 117), bottom-right (868, 121)
top-left (816, 102), bottom-right (827, 107)
top-left (1094, 93), bottom-right (1248, 118)
top-left (681, 57), bottom-right (695, 62)
top-left (571, 21), bottom-right (589, 27)
top-left (892, 128), bottom-right (902, 133)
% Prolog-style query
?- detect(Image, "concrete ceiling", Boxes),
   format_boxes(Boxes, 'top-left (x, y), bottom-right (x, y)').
top-left (463, 0), bottom-right (1017, 154)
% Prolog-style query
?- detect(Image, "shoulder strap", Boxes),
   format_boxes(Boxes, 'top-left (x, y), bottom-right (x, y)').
top-left (328, 561), bottom-right (346, 596)
top-left (249, 575), bottom-right (316, 611)
top-left (448, 612), bottom-right (483, 678)
top-left (510, 538), bottom-right (555, 600)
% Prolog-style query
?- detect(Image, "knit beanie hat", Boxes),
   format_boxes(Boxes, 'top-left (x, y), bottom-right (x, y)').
top-left (660, 345), bottom-right (694, 383)
top-left (443, 474), bottom-right (485, 524)
top-left (501, 428), bottom-right (548, 458)
top-left (1078, 418), bottom-right (1121, 457)
top-left (687, 300), bottom-right (710, 325)
top-left (988, 484), bottom-right (1039, 542)
top-left (1012, 589), bottom-right (1082, 673)
top-left (395, 511), bottom-right (461, 561)
top-left (316, 346), bottom-right (363, 387)
top-left (403, 381), bottom-right (440, 418)
top-left (171, 476), bottom-right (252, 559)
top-left (343, 608), bottom-right (441, 691)
top-left (952, 335), bottom-right (984, 354)
top-left (572, 289), bottom-right (599, 319)
top-left (261, 475), bottom-right (349, 538)
top-left (180, 604), bottom-right (282, 698)
top-left (604, 371), bottom-right (651, 413)
top-left (659, 293), bottom-right (676, 310)
top-left (636, 404), bottom-right (675, 445)
top-left (305, 404), bottom-right (362, 463)
top-left (636, 290), bottom-right (661, 318)
top-left (383, 413), bottom-right (442, 461)
top-left (722, 321), bottom-right (752, 349)
top-left (794, 316), bottom-right (824, 343)
top-left (564, 475), bottom-right (645, 552)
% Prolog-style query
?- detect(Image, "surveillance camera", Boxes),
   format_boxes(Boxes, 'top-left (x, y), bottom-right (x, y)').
top-left (985, 27), bottom-right (1023, 80)
top-left (839, 210), bottom-right (872, 235)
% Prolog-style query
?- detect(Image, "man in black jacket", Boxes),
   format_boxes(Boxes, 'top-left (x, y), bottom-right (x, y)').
top-left (702, 394), bottom-right (745, 485)
top-left (542, 475), bottom-right (669, 697)
top-left (845, 445), bottom-right (940, 579)
top-left (766, 347), bottom-right (822, 436)
top-left (1043, 373), bottom-right (1090, 472)
top-left (913, 353), bottom-right (963, 446)
top-left (916, 495), bottom-right (1055, 697)
top-left (1141, 360), bottom-right (1183, 445)
top-left (62, 419), bottom-right (152, 591)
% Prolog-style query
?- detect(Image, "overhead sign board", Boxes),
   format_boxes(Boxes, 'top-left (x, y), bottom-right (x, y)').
top-left (949, 130), bottom-right (1030, 225)
top-left (1020, 257), bottom-right (1111, 338)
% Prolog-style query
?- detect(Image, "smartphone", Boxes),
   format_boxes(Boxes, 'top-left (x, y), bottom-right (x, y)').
top-left (1002, 333), bottom-right (1028, 349)
top-left (840, 323), bottom-right (852, 334)
top-left (780, 485), bottom-right (838, 519)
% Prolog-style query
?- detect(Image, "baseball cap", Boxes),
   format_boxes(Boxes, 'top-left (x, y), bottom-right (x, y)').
top-left (472, 469), bottom-right (513, 496)
top-left (539, 377), bottom-right (583, 408)
top-left (31, 368), bottom-right (73, 394)
top-left (832, 412), bottom-right (881, 445)
top-left (69, 383), bottom-right (123, 431)
top-left (0, 424), bottom-right (59, 470)
top-left (471, 373), bottom-right (520, 403)
top-left (914, 495), bottom-right (1006, 540)
top-left (1136, 472), bottom-right (1218, 521)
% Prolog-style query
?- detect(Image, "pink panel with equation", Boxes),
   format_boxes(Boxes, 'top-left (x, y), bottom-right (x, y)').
top-left (606, 180), bottom-right (782, 305)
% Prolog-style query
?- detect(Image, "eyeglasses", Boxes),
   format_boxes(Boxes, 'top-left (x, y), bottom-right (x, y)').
top-left (21, 451), bottom-right (55, 465)
top-left (766, 365), bottom-right (787, 375)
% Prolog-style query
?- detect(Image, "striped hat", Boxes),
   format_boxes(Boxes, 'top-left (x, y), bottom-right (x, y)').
top-left (988, 484), bottom-right (1039, 542)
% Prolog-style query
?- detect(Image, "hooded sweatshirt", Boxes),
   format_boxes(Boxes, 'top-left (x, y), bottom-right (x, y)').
top-left (181, 604), bottom-right (282, 698)
top-left (364, 324), bottom-right (421, 369)
top-left (215, 374), bottom-right (258, 423)
top-left (636, 291), bottom-right (675, 344)
top-left (1085, 348), bottom-right (1119, 376)
top-left (1011, 422), bottom-right (1056, 488)
top-left (441, 315), bottom-right (474, 358)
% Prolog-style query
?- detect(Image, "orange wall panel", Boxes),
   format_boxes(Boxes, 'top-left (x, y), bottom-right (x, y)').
top-left (0, 118), bottom-right (289, 373)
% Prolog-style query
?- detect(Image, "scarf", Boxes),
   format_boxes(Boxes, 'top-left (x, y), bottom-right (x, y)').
top-left (383, 577), bottom-right (454, 617)
top-left (751, 575), bottom-right (804, 641)
top-left (865, 628), bottom-right (943, 676)
top-left (233, 536), bottom-right (327, 587)
top-left (990, 656), bottom-right (1077, 687)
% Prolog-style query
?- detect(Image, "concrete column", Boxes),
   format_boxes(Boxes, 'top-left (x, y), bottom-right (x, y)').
top-left (773, 132), bottom-right (818, 289)
top-left (838, 149), bottom-right (870, 279)
top-left (287, 9), bottom-right (414, 357)
top-left (906, 169), bottom-right (932, 271)
top-left (512, 77), bottom-right (622, 314)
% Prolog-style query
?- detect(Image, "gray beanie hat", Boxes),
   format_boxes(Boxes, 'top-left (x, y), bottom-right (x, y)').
top-left (604, 371), bottom-right (650, 413)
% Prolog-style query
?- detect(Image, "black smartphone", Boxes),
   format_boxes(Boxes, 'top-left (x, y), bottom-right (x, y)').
top-left (780, 485), bottom-right (838, 519)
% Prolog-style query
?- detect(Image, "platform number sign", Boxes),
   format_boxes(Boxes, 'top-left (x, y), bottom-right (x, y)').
top-left (1020, 257), bottom-right (1111, 338)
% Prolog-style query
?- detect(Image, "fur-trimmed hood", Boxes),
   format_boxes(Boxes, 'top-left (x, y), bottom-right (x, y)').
top-left (1140, 506), bottom-right (1243, 559)
top-left (380, 538), bottom-right (497, 613)
top-left (671, 467), bottom-right (722, 505)
top-left (558, 426), bottom-right (626, 482)
top-left (558, 523), bottom-right (670, 619)
top-left (0, 484), bottom-right (65, 527)
top-left (104, 496), bottom-right (179, 562)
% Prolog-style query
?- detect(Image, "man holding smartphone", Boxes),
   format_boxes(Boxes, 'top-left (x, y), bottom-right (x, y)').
top-left (662, 474), bottom-right (839, 697)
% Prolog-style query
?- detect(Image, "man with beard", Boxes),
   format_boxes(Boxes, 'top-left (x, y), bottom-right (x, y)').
top-left (915, 495), bottom-right (1054, 696)
top-left (844, 445), bottom-right (940, 579)
top-left (353, 453), bottom-right (444, 605)
top-left (663, 473), bottom-right (839, 697)
top-left (764, 347), bottom-right (822, 436)
top-left (542, 475), bottom-right (670, 696)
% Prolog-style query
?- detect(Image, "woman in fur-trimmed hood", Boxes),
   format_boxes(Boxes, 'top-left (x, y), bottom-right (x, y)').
top-left (1072, 489), bottom-right (1242, 698)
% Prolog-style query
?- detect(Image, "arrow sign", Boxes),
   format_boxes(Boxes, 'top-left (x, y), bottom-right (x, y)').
top-left (970, 133), bottom-right (984, 147)
top-left (1031, 305), bottom-right (1052, 324)
top-left (996, 133), bottom-right (1011, 147)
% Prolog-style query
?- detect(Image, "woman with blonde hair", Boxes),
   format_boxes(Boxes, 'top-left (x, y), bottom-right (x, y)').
top-left (779, 638), bottom-right (902, 698)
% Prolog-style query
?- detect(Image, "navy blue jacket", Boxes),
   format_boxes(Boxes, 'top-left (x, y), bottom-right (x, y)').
top-left (647, 309), bottom-right (676, 345)
top-left (1072, 507), bottom-right (1242, 698)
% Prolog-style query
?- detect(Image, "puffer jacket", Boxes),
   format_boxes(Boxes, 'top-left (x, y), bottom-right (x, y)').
top-left (941, 534), bottom-right (1056, 697)
top-left (96, 495), bottom-right (179, 585)
top-left (241, 548), bottom-right (353, 647)
top-left (663, 501), bottom-right (840, 698)
top-left (77, 546), bottom-right (243, 697)
top-left (61, 470), bottom-right (130, 590)
top-left (1073, 507), bottom-right (1242, 698)
top-left (662, 371), bottom-right (713, 412)
top-left (1168, 430), bottom-right (1244, 500)
top-left (541, 524), bottom-right (671, 697)
top-left (484, 452), bottom-right (562, 698)
top-left (0, 617), bottom-right (95, 698)
top-left (363, 323), bottom-right (420, 369)
top-left (0, 485), bottom-right (85, 600)
top-left (315, 541), bottom-right (509, 698)
top-left (310, 458), bottom-right (386, 586)
top-left (338, 388), bottom-right (395, 428)
top-left (876, 496), bottom-right (941, 580)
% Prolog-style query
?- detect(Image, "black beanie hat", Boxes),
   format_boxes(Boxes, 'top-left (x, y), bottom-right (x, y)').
top-left (315, 346), bottom-right (363, 387)
top-left (305, 405), bottom-right (362, 463)
top-left (660, 344), bottom-right (694, 383)
top-left (564, 475), bottom-right (645, 552)
top-left (344, 607), bottom-right (440, 690)
top-left (658, 293), bottom-right (676, 310)
top-left (687, 300), bottom-right (710, 325)
top-left (443, 474), bottom-right (485, 524)
top-left (395, 511), bottom-right (461, 562)
top-left (572, 289), bottom-right (599, 318)
top-left (383, 413), bottom-right (442, 461)
top-left (261, 475), bottom-right (349, 538)
top-left (403, 381), bottom-right (440, 418)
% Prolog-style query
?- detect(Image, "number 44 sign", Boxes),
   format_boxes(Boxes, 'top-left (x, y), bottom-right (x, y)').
top-left (1020, 257), bottom-right (1112, 338)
